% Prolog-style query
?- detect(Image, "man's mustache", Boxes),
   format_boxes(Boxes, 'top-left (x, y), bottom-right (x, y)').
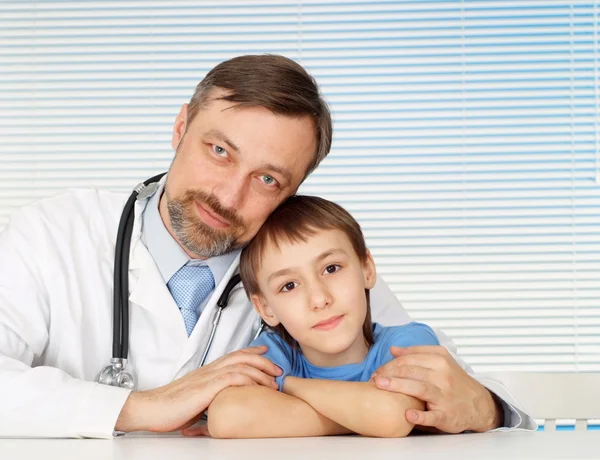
top-left (182, 190), bottom-right (244, 228)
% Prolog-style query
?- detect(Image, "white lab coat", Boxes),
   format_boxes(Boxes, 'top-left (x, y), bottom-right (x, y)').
top-left (0, 188), bottom-right (535, 438)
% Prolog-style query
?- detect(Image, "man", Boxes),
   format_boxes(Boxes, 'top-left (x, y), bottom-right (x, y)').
top-left (0, 55), bottom-right (535, 438)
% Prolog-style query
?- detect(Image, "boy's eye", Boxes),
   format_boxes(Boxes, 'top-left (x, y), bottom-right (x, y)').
top-left (280, 281), bottom-right (297, 292)
top-left (212, 144), bottom-right (227, 156)
top-left (323, 264), bottom-right (341, 275)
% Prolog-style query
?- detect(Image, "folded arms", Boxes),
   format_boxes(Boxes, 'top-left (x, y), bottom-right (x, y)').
top-left (207, 376), bottom-right (424, 438)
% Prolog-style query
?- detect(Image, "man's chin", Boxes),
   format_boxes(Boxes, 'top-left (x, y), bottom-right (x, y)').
top-left (174, 217), bottom-right (244, 257)
top-left (182, 236), bottom-right (239, 258)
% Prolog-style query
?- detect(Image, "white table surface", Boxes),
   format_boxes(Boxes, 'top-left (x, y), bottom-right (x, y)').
top-left (1, 431), bottom-right (599, 460)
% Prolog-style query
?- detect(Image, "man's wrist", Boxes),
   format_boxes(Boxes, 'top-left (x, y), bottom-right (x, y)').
top-left (114, 391), bottom-right (145, 432)
top-left (476, 390), bottom-right (504, 432)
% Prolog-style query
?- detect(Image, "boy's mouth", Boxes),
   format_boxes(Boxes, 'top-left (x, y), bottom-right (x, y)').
top-left (312, 315), bottom-right (344, 331)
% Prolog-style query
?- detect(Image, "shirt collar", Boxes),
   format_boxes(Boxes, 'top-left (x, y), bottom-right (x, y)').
top-left (141, 176), bottom-right (239, 285)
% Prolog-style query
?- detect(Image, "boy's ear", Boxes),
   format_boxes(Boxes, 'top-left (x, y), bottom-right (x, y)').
top-left (250, 294), bottom-right (280, 327)
top-left (362, 249), bottom-right (377, 290)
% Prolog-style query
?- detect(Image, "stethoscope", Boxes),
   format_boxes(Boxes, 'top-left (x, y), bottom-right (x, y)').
top-left (97, 172), bottom-right (264, 390)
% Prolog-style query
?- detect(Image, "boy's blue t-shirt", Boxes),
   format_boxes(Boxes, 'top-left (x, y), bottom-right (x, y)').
top-left (250, 322), bottom-right (439, 391)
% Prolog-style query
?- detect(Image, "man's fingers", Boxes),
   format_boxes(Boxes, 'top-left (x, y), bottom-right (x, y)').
top-left (181, 425), bottom-right (211, 437)
top-left (237, 345), bottom-right (269, 355)
top-left (219, 351), bottom-right (282, 377)
top-left (406, 409), bottom-right (444, 429)
top-left (377, 364), bottom-right (433, 383)
top-left (231, 363), bottom-right (279, 389)
top-left (212, 364), bottom-right (278, 390)
top-left (374, 376), bottom-right (442, 403)
top-left (390, 345), bottom-right (449, 357)
top-left (208, 371), bottom-right (257, 396)
top-left (371, 355), bottom-right (445, 381)
top-left (389, 353), bottom-right (446, 370)
top-left (371, 348), bottom-right (447, 378)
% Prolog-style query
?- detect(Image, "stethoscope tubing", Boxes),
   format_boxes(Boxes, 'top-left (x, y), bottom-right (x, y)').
top-left (112, 172), bottom-right (167, 360)
top-left (105, 173), bottom-right (264, 389)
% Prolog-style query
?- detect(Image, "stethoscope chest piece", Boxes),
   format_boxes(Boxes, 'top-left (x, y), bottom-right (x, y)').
top-left (98, 358), bottom-right (136, 390)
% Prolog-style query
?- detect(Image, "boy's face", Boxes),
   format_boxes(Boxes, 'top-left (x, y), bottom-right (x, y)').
top-left (251, 228), bottom-right (377, 366)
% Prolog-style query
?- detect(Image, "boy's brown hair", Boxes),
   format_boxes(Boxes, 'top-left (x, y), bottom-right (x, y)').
top-left (239, 195), bottom-right (375, 349)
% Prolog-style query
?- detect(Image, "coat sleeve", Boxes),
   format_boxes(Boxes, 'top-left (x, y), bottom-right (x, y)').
top-left (369, 274), bottom-right (537, 431)
top-left (0, 206), bottom-right (131, 438)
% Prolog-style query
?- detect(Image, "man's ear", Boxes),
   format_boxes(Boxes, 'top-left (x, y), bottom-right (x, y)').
top-left (171, 103), bottom-right (189, 152)
top-left (251, 294), bottom-right (280, 327)
top-left (362, 249), bottom-right (377, 290)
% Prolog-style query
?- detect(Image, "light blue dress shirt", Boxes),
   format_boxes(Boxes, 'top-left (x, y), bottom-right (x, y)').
top-left (140, 178), bottom-right (239, 316)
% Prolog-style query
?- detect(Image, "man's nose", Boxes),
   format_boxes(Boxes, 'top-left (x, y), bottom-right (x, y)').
top-left (213, 172), bottom-right (246, 211)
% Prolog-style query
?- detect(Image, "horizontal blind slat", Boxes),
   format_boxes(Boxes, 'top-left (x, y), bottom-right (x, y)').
top-left (1, 0), bottom-right (599, 373)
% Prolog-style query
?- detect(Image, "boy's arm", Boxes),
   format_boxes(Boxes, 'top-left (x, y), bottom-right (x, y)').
top-left (207, 385), bottom-right (352, 439)
top-left (283, 377), bottom-right (424, 438)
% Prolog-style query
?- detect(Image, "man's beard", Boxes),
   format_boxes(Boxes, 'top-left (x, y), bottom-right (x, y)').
top-left (167, 189), bottom-right (246, 258)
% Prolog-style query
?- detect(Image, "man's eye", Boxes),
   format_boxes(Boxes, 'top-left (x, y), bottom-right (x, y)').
top-left (324, 264), bottom-right (340, 275)
top-left (212, 144), bottom-right (227, 156)
top-left (260, 175), bottom-right (277, 186)
top-left (280, 282), bottom-right (297, 292)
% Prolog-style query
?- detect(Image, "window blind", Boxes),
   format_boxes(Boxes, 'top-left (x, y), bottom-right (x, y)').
top-left (1, 0), bottom-right (599, 373)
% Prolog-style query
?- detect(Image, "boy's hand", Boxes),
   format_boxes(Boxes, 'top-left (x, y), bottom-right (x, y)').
top-left (114, 346), bottom-right (281, 433)
top-left (371, 345), bottom-right (502, 433)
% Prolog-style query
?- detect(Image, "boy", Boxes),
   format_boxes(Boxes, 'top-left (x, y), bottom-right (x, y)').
top-left (207, 195), bottom-right (439, 438)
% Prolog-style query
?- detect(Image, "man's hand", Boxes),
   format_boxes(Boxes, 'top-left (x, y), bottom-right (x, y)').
top-left (371, 346), bottom-right (502, 434)
top-left (114, 345), bottom-right (281, 433)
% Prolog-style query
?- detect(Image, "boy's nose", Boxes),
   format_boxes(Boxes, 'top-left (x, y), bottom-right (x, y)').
top-left (309, 282), bottom-right (333, 311)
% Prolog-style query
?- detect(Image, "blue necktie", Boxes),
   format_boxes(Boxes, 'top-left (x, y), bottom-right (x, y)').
top-left (167, 264), bottom-right (215, 336)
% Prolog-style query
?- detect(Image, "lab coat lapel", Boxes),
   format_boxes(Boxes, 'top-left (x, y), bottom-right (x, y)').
top-left (124, 200), bottom-right (259, 380)
top-left (128, 201), bottom-right (185, 336)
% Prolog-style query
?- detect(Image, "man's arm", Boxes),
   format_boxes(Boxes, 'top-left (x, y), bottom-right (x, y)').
top-left (369, 275), bottom-right (537, 431)
top-left (207, 386), bottom-right (351, 438)
top-left (283, 377), bottom-right (423, 438)
top-left (114, 347), bottom-right (281, 433)
top-left (0, 207), bottom-right (282, 438)
top-left (0, 349), bottom-right (132, 438)
top-left (0, 207), bottom-right (132, 438)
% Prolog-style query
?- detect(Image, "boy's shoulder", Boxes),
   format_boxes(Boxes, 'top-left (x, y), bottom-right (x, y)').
top-left (251, 329), bottom-right (288, 349)
top-left (373, 321), bottom-right (440, 348)
top-left (250, 329), bottom-right (296, 362)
